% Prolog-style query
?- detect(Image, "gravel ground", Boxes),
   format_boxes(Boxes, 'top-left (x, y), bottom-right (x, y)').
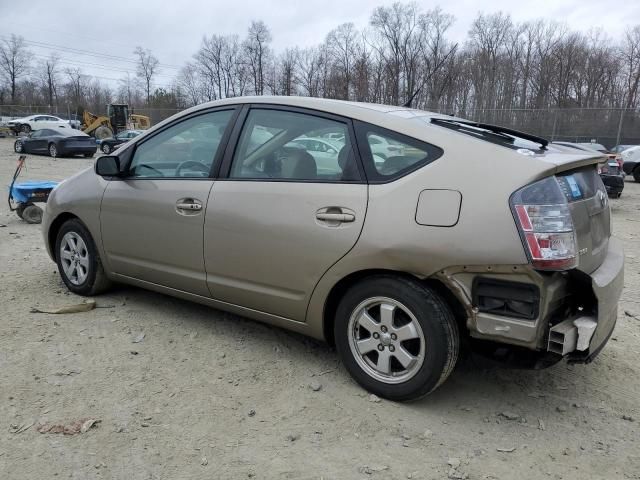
top-left (0, 136), bottom-right (639, 480)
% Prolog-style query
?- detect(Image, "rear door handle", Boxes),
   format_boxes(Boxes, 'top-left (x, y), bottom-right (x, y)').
top-left (316, 212), bottom-right (355, 222)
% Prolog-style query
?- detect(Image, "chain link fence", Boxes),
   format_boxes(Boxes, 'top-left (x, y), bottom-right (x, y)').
top-left (446, 107), bottom-right (640, 149)
top-left (2, 104), bottom-right (639, 149)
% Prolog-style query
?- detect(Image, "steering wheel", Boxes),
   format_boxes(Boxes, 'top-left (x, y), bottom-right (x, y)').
top-left (175, 160), bottom-right (210, 177)
top-left (136, 164), bottom-right (165, 177)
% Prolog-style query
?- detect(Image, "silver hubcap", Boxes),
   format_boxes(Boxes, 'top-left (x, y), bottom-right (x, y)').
top-left (102, 145), bottom-right (109, 153)
top-left (348, 297), bottom-right (425, 384)
top-left (60, 232), bottom-right (89, 285)
top-left (50, 145), bottom-right (57, 156)
top-left (15, 142), bottom-right (22, 152)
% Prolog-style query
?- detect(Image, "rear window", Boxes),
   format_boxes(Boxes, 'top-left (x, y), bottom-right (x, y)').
top-left (557, 166), bottom-right (603, 202)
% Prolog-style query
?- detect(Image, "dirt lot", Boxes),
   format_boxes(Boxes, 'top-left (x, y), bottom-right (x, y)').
top-left (0, 136), bottom-right (638, 480)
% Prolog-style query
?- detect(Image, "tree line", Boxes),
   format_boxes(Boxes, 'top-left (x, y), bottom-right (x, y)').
top-left (1, 2), bottom-right (639, 128)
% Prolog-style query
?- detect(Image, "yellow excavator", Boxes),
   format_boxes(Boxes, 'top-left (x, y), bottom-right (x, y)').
top-left (82, 104), bottom-right (150, 139)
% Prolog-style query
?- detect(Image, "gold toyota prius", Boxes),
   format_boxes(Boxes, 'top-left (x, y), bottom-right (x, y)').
top-left (42, 96), bottom-right (624, 400)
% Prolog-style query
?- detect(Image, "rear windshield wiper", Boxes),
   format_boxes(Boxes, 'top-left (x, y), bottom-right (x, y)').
top-left (430, 118), bottom-right (548, 151)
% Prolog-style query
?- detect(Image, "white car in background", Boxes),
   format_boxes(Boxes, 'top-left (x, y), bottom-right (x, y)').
top-left (7, 115), bottom-right (72, 134)
top-left (368, 133), bottom-right (405, 159)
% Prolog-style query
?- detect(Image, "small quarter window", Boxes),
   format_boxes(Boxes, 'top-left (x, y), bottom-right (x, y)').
top-left (356, 122), bottom-right (443, 182)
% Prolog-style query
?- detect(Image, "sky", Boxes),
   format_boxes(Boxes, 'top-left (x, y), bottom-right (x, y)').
top-left (1, 0), bottom-right (639, 91)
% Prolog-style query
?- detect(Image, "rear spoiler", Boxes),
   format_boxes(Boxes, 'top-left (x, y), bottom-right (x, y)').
top-left (542, 152), bottom-right (607, 174)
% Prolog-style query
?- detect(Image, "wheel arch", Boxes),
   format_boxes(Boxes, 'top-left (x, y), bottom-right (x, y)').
top-left (322, 268), bottom-right (469, 347)
top-left (47, 212), bottom-right (81, 259)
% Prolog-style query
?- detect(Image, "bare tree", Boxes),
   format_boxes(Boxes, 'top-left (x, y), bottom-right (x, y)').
top-left (0, 34), bottom-right (31, 104)
top-left (244, 20), bottom-right (272, 95)
top-left (38, 54), bottom-right (60, 108)
top-left (326, 23), bottom-right (359, 100)
top-left (621, 25), bottom-right (640, 109)
top-left (134, 46), bottom-right (160, 105)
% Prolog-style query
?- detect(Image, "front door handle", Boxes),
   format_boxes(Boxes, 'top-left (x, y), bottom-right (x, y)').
top-left (176, 198), bottom-right (203, 215)
top-left (176, 202), bottom-right (202, 211)
top-left (315, 212), bottom-right (355, 222)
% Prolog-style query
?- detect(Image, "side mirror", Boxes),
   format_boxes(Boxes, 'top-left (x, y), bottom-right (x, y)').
top-left (95, 155), bottom-right (121, 177)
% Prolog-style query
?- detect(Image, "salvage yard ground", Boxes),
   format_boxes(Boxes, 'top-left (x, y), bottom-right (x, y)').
top-left (0, 137), bottom-right (639, 479)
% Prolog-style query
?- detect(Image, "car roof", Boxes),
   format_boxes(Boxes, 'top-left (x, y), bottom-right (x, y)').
top-left (45, 128), bottom-right (88, 137)
top-left (142, 96), bottom-right (472, 153)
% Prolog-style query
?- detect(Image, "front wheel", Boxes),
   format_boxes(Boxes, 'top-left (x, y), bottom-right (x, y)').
top-left (20, 124), bottom-right (31, 134)
top-left (14, 140), bottom-right (23, 153)
top-left (101, 143), bottom-right (111, 154)
top-left (335, 276), bottom-right (459, 401)
top-left (55, 219), bottom-right (112, 295)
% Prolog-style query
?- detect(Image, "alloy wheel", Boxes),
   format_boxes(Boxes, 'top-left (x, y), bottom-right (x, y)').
top-left (347, 297), bottom-right (425, 384)
top-left (59, 232), bottom-right (90, 285)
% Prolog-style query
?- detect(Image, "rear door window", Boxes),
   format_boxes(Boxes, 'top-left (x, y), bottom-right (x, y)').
top-left (229, 109), bottom-right (361, 182)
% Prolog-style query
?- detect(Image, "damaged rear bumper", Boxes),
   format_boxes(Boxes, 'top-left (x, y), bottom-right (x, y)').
top-left (566, 237), bottom-right (624, 362)
top-left (441, 238), bottom-right (623, 363)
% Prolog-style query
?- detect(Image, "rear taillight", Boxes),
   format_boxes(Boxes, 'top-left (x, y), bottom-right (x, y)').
top-left (511, 177), bottom-right (577, 271)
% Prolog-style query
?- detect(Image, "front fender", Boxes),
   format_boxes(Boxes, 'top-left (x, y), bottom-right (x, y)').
top-left (42, 167), bottom-right (110, 265)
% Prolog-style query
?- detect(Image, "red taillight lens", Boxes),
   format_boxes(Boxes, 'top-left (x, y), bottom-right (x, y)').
top-left (511, 177), bottom-right (578, 271)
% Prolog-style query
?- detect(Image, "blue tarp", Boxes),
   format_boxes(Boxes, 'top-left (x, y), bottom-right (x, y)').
top-left (10, 181), bottom-right (58, 203)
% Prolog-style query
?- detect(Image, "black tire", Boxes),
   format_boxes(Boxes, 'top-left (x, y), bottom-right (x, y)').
top-left (634, 168), bottom-right (640, 183)
top-left (15, 204), bottom-right (26, 219)
top-left (20, 124), bottom-right (31, 134)
top-left (21, 204), bottom-right (43, 224)
top-left (54, 218), bottom-right (112, 296)
top-left (101, 143), bottom-right (111, 154)
top-left (14, 140), bottom-right (23, 153)
top-left (48, 143), bottom-right (58, 158)
top-left (334, 275), bottom-right (459, 401)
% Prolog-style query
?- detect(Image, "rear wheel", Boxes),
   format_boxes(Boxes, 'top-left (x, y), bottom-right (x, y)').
top-left (55, 219), bottom-right (112, 295)
top-left (334, 276), bottom-right (459, 401)
top-left (48, 143), bottom-right (58, 158)
top-left (634, 168), bottom-right (640, 183)
top-left (20, 124), bottom-right (31, 134)
top-left (101, 143), bottom-right (111, 154)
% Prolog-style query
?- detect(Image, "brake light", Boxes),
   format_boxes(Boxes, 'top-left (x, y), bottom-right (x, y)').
top-left (511, 177), bottom-right (577, 271)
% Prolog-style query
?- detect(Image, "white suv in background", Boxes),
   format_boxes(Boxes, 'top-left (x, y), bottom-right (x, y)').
top-left (8, 115), bottom-right (72, 134)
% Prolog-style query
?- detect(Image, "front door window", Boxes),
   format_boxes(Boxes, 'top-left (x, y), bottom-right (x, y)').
top-left (128, 110), bottom-right (233, 178)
